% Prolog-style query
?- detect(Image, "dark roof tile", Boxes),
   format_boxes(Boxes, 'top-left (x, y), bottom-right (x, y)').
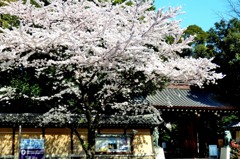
top-left (147, 88), bottom-right (227, 108)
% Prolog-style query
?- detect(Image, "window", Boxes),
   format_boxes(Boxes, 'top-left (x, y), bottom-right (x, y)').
top-left (95, 135), bottom-right (131, 153)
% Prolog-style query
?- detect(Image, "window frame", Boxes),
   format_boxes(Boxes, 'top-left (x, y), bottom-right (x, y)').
top-left (95, 134), bottom-right (132, 154)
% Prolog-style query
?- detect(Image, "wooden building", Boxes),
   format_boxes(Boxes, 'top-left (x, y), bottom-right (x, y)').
top-left (0, 113), bottom-right (161, 159)
top-left (147, 86), bottom-right (240, 158)
top-left (228, 122), bottom-right (240, 142)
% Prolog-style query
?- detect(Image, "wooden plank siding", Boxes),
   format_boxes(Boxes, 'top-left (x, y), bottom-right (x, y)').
top-left (0, 128), bottom-right (155, 159)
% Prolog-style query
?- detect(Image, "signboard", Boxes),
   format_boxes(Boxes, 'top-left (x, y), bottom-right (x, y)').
top-left (20, 139), bottom-right (44, 159)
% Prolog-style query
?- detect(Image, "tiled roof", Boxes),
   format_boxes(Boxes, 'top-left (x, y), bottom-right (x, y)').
top-left (0, 113), bottom-right (161, 127)
top-left (229, 122), bottom-right (240, 128)
top-left (146, 88), bottom-right (228, 108)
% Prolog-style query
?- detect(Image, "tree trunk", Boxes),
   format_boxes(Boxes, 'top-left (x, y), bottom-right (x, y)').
top-left (73, 127), bottom-right (96, 159)
top-left (86, 127), bottom-right (96, 159)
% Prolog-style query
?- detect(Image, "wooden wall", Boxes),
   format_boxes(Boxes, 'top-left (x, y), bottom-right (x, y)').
top-left (0, 127), bottom-right (155, 158)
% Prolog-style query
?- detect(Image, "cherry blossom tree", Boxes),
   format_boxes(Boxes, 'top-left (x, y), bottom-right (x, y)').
top-left (0, 0), bottom-right (224, 158)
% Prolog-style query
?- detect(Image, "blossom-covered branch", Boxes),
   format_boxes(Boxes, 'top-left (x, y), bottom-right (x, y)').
top-left (0, 0), bottom-right (223, 85)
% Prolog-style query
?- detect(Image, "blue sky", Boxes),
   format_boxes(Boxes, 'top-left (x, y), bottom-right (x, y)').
top-left (154, 0), bottom-right (228, 31)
